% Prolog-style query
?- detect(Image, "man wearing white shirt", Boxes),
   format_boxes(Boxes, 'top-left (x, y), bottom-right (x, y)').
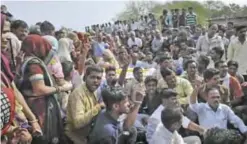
top-left (151, 30), bottom-right (164, 53)
top-left (130, 19), bottom-right (138, 31)
top-left (146, 89), bottom-right (204, 143)
top-left (196, 24), bottom-right (224, 56)
top-left (227, 25), bottom-right (247, 75)
top-left (127, 31), bottom-right (143, 48)
top-left (151, 107), bottom-right (201, 144)
top-left (190, 86), bottom-right (247, 137)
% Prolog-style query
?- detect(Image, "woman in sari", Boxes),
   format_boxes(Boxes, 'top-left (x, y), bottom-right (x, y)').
top-left (1, 14), bottom-right (35, 144)
top-left (97, 49), bottom-right (119, 69)
top-left (57, 37), bottom-right (74, 63)
top-left (19, 34), bottom-right (72, 144)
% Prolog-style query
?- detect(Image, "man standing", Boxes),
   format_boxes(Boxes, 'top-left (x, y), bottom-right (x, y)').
top-left (179, 8), bottom-right (186, 27)
top-left (228, 25), bottom-right (247, 75)
top-left (173, 9), bottom-right (180, 28)
top-left (151, 30), bottom-right (164, 53)
top-left (186, 7), bottom-right (197, 26)
top-left (196, 24), bottom-right (224, 56)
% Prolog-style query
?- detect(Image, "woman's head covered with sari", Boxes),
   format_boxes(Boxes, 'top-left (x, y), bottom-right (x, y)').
top-left (1, 14), bottom-right (14, 81)
top-left (57, 37), bottom-right (74, 62)
top-left (21, 34), bottom-right (52, 60)
top-left (42, 35), bottom-right (58, 50)
top-left (102, 49), bottom-right (119, 68)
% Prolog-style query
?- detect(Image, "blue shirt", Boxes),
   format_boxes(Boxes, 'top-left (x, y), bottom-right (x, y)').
top-left (97, 80), bottom-right (108, 102)
top-left (89, 111), bottom-right (120, 144)
top-left (93, 41), bottom-right (106, 57)
top-left (190, 103), bottom-right (247, 133)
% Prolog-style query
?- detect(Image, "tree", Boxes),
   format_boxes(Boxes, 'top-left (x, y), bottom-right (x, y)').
top-left (115, 1), bottom-right (247, 25)
top-left (115, 1), bottom-right (157, 21)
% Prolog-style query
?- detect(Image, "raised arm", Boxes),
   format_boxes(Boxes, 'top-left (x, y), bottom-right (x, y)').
top-left (123, 86), bottom-right (145, 131)
top-left (77, 43), bottom-right (90, 75)
top-left (118, 55), bottom-right (130, 86)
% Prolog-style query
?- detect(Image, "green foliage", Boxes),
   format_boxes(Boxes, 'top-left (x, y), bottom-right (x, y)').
top-left (115, 1), bottom-right (247, 25)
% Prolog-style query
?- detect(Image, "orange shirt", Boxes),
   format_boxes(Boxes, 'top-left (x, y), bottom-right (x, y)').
top-left (229, 76), bottom-right (243, 100)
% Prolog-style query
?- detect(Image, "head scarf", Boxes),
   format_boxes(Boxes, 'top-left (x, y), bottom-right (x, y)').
top-left (103, 49), bottom-right (119, 68)
top-left (21, 34), bottom-right (51, 60)
top-left (67, 32), bottom-right (78, 42)
top-left (1, 14), bottom-right (14, 81)
top-left (42, 35), bottom-right (58, 50)
top-left (57, 38), bottom-right (73, 62)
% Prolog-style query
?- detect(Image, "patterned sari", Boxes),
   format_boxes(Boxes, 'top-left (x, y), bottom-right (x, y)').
top-left (19, 35), bottom-right (63, 144)
top-left (19, 56), bottom-right (63, 144)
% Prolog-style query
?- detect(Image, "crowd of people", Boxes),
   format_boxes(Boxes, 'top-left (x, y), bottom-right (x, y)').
top-left (1, 4), bottom-right (247, 144)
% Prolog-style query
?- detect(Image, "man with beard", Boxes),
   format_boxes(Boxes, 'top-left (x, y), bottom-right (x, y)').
top-left (89, 86), bottom-right (145, 144)
top-left (97, 57), bottom-right (129, 102)
top-left (65, 65), bottom-right (105, 144)
top-left (190, 86), bottom-right (247, 137)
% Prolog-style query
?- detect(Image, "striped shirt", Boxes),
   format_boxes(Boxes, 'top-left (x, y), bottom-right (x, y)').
top-left (186, 13), bottom-right (197, 26)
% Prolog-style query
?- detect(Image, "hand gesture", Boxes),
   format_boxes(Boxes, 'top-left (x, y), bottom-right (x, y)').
top-left (134, 86), bottom-right (145, 102)
top-left (60, 83), bottom-right (73, 92)
top-left (97, 102), bottom-right (105, 109)
top-left (194, 79), bottom-right (202, 91)
top-left (241, 82), bottom-right (247, 87)
top-left (16, 51), bottom-right (25, 65)
top-left (30, 121), bottom-right (42, 136)
top-left (121, 54), bottom-right (131, 68)
top-left (82, 43), bottom-right (91, 53)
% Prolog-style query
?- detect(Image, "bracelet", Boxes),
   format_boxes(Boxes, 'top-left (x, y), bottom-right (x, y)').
top-left (29, 119), bottom-right (38, 123)
top-left (134, 101), bottom-right (142, 105)
top-left (55, 86), bottom-right (61, 93)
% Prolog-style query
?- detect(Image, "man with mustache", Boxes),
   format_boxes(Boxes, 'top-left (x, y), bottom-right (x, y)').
top-left (190, 85), bottom-right (247, 137)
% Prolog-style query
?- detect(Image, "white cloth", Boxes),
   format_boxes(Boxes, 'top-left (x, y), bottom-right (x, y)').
top-left (150, 123), bottom-right (186, 144)
top-left (42, 35), bottom-right (58, 50)
top-left (146, 105), bottom-right (190, 143)
top-left (2, 32), bottom-right (22, 58)
top-left (221, 73), bottom-right (230, 89)
top-left (190, 102), bottom-right (247, 133)
top-left (57, 38), bottom-right (74, 62)
top-left (196, 33), bottom-right (224, 56)
top-left (130, 22), bottom-right (138, 31)
top-left (227, 38), bottom-right (247, 75)
top-left (152, 37), bottom-right (164, 52)
top-left (127, 37), bottom-right (143, 48)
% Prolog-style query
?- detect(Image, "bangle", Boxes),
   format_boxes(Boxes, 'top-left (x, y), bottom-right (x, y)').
top-left (29, 119), bottom-right (38, 123)
top-left (55, 86), bottom-right (61, 93)
top-left (134, 101), bottom-right (142, 105)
